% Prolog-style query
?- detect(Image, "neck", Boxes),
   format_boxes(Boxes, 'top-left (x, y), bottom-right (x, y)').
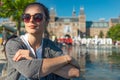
top-left (27, 33), bottom-right (42, 50)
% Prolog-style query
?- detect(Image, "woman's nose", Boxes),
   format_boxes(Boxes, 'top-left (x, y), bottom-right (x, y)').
top-left (29, 16), bottom-right (34, 22)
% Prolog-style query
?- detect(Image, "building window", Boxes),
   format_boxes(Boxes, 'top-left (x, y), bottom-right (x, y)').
top-left (99, 23), bottom-right (103, 27)
top-left (103, 23), bottom-right (108, 27)
top-left (94, 23), bottom-right (98, 27)
top-left (64, 19), bottom-right (70, 22)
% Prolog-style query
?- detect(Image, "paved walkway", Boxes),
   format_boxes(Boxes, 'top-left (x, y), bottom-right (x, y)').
top-left (0, 45), bottom-right (7, 63)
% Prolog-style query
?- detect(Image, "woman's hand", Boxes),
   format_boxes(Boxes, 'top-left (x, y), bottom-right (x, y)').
top-left (70, 57), bottom-right (80, 69)
top-left (13, 49), bottom-right (33, 61)
top-left (64, 55), bottom-right (80, 69)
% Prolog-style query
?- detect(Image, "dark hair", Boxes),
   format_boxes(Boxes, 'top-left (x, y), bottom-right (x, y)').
top-left (23, 2), bottom-right (50, 22)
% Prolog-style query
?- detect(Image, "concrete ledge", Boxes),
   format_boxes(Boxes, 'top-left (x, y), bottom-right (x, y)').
top-left (0, 45), bottom-right (7, 79)
top-left (0, 76), bottom-right (6, 80)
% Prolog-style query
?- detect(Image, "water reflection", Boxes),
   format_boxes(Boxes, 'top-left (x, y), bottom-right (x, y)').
top-left (62, 45), bottom-right (120, 80)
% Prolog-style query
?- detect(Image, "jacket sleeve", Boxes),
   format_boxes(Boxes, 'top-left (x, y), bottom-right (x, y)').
top-left (43, 39), bottom-right (64, 58)
top-left (5, 39), bottom-right (43, 79)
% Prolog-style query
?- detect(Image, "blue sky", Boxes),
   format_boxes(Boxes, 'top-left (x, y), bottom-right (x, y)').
top-left (37, 0), bottom-right (120, 21)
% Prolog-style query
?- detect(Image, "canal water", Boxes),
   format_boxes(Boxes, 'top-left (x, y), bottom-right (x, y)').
top-left (62, 45), bottom-right (120, 80)
top-left (0, 45), bottom-right (120, 80)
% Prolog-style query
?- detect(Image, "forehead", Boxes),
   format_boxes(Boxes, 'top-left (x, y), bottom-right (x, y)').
top-left (25, 5), bottom-right (44, 14)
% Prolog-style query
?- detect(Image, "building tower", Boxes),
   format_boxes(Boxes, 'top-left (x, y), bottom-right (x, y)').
top-left (50, 7), bottom-right (56, 22)
top-left (49, 7), bottom-right (56, 38)
top-left (72, 7), bottom-right (76, 17)
top-left (79, 7), bottom-right (86, 37)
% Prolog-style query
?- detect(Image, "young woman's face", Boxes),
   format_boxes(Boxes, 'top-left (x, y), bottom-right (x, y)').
top-left (23, 5), bottom-right (46, 35)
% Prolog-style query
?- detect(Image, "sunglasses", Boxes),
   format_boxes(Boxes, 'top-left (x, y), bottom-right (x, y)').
top-left (22, 13), bottom-right (43, 23)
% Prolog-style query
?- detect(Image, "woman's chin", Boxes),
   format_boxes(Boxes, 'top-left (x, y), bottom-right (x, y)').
top-left (26, 29), bottom-right (43, 35)
top-left (27, 30), bottom-right (37, 34)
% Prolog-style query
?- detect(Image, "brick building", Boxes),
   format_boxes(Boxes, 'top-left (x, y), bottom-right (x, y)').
top-left (47, 7), bottom-right (120, 39)
top-left (1, 7), bottom-right (120, 40)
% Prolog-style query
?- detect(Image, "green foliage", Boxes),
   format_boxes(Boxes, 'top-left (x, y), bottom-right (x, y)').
top-left (0, 0), bottom-right (36, 19)
top-left (107, 24), bottom-right (120, 41)
top-left (0, 0), bottom-right (36, 35)
top-left (0, 26), bottom-right (3, 33)
top-left (99, 30), bottom-right (104, 38)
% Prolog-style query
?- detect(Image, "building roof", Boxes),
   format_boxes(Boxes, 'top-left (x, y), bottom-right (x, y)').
top-left (86, 21), bottom-right (109, 28)
top-left (110, 16), bottom-right (120, 23)
top-left (2, 25), bottom-right (25, 34)
top-left (111, 18), bottom-right (120, 23)
top-left (55, 17), bottom-right (79, 22)
top-left (3, 25), bottom-right (16, 32)
top-left (54, 17), bottom-right (109, 28)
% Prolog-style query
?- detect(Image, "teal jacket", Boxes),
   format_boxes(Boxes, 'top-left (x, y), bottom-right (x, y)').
top-left (5, 37), bottom-right (69, 80)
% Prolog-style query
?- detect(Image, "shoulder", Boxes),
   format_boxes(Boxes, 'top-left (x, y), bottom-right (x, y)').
top-left (6, 37), bottom-right (21, 44)
top-left (43, 38), bottom-right (60, 50)
top-left (5, 37), bottom-right (23, 56)
top-left (43, 38), bottom-right (54, 44)
top-left (5, 37), bottom-right (27, 57)
top-left (43, 38), bottom-right (55, 48)
top-left (6, 37), bottom-right (25, 48)
top-left (42, 38), bottom-right (63, 57)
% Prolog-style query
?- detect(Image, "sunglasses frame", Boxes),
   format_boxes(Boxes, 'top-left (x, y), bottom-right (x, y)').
top-left (22, 13), bottom-right (44, 23)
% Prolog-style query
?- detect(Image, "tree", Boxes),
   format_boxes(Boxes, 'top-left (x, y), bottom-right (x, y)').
top-left (0, 26), bottom-right (2, 33)
top-left (99, 30), bottom-right (104, 38)
top-left (0, 0), bottom-right (36, 36)
top-left (107, 24), bottom-right (120, 41)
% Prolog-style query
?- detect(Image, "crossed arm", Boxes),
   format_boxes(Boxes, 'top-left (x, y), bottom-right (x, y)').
top-left (13, 49), bottom-right (80, 79)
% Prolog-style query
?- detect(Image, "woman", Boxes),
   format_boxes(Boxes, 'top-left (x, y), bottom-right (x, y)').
top-left (5, 2), bottom-right (80, 80)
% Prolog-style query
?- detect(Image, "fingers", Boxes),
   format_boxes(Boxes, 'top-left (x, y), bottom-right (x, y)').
top-left (15, 54), bottom-right (22, 61)
top-left (70, 57), bottom-right (80, 69)
top-left (64, 55), bottom-right (72, 63)
top-left (13, 49), bottom-right (33, 61)
top-left (65, 55), bottom-right (80, 69)
top-left (13, 49), bottom-right (21, 61)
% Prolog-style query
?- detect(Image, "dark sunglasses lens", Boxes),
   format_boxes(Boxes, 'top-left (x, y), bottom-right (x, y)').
top-left (34, 13), bottom-right (43, 22)
top-left (23, 14), bottom-right (31, 22)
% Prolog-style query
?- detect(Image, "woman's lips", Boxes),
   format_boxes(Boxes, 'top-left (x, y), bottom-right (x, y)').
top-left (29, 25), bottom-right (39, 30)
top-left (29, 25), bottom-right (37, 29)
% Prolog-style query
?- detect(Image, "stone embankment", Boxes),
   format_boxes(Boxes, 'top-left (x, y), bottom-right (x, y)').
top-left (0, 45), bottom-right (7, 80)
